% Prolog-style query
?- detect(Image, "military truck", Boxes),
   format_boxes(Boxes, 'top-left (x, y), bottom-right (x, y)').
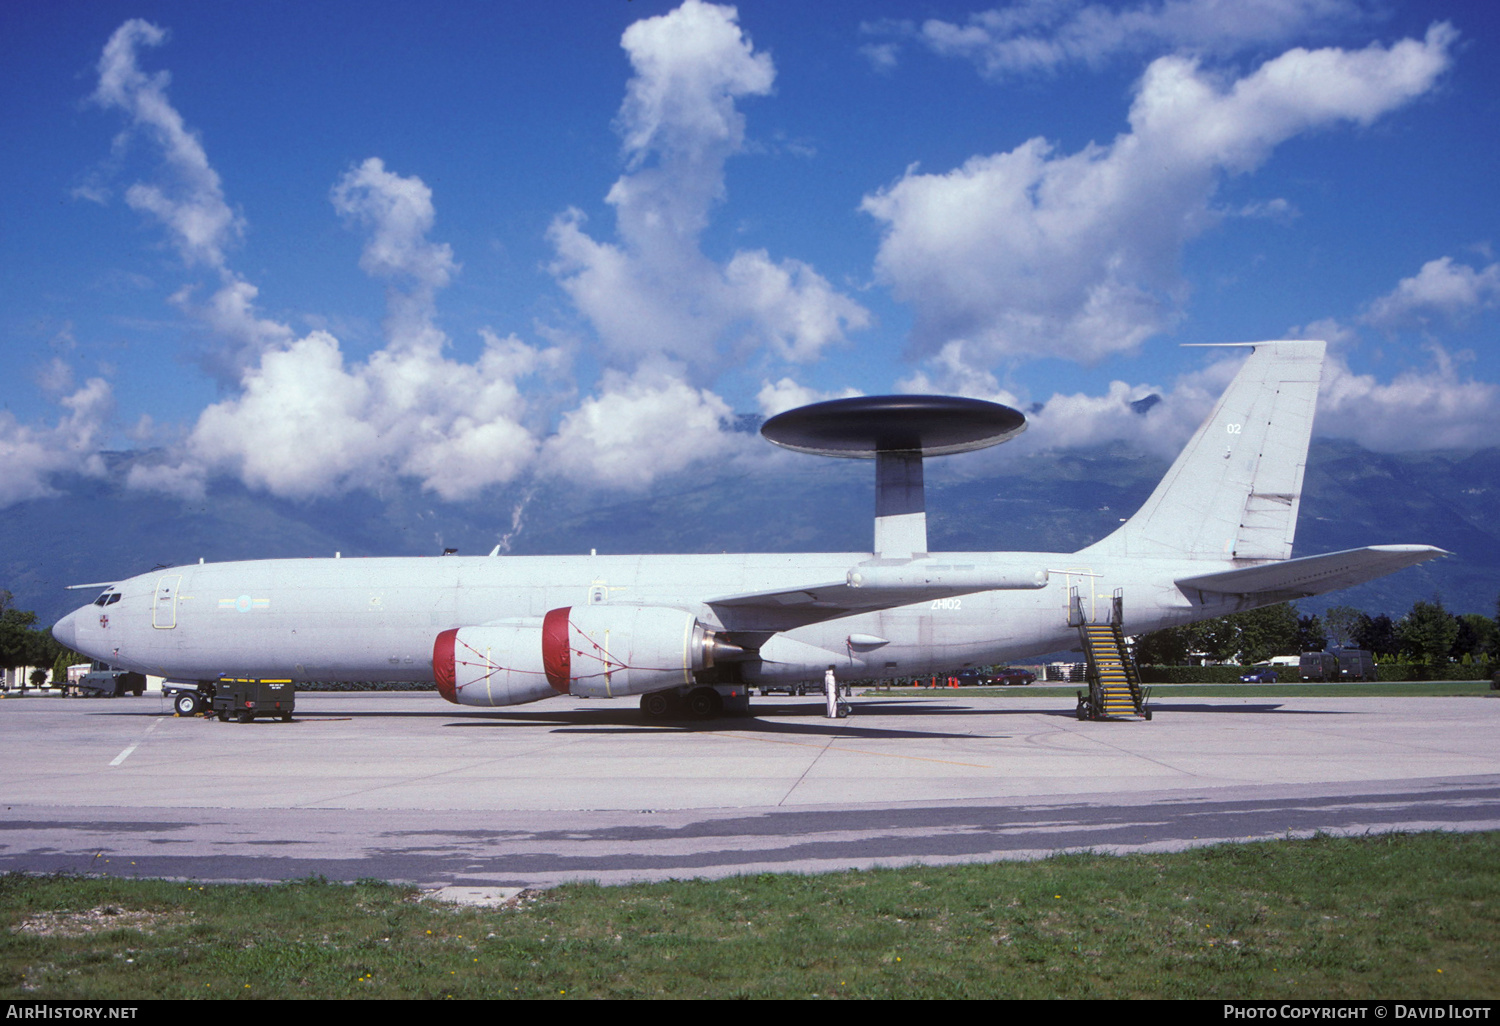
top-left (1333, 648), bottom-right (1376, 681)
top-left (75, 662), bottom-right (146, 697)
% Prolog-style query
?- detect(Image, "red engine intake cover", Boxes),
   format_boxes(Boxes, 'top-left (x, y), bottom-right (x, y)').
top-left (542, 607), bottom-right (572, 693)
top-left (432, 628), bottom-right (458, 703)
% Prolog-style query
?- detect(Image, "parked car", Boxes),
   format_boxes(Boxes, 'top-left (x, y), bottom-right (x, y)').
top-left (989, 668), bottom-right (1036, 686)
top-left (1240, 666), bottom-right (1279, 683)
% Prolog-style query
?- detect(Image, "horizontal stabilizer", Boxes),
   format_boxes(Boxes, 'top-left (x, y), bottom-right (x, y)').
top-left (1176, 545), bottom-right (1448, 602)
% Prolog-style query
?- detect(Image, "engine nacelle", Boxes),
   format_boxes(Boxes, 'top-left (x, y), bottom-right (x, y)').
top-left (432, 616), bottom-right (555, 707)
top-left (433, 605), bottom-right (720, 706)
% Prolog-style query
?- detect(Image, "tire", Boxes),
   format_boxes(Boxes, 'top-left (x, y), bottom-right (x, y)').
top-left (640, 691), bottom-right (674, 718)
top-left (174, 693), bottom-right (200, 717)
top-left (686, 688), bottom-right (722, 719)
top-left (237, 709), bottom-right (253, 724)
top-left (216, 710), bottom-right (229, 722)
top-left (280, 712), bottom-right (291, 722)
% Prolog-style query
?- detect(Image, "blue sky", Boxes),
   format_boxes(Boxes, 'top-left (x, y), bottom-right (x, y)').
top-left (3, 0), bottom-right (1497, 506)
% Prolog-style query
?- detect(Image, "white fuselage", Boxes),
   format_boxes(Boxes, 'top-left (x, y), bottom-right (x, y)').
top-left (54, 550), bottom-right (1234, 687)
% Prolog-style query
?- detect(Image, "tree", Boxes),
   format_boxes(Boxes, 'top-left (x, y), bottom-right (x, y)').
top-left (1133, 603), bottom-right (1303, 665)
top-left (1297, 612), bottom-right (1327, 653)
top-left (1354, 613), bottom-right (1399, 657)
top-left (1234, 604), bottom-right (1302, 664)
top-left (1455, 613), bottom-right (1499, 663)
top-left (0, 591), bottom-right (68, 674)
top-left (1188, 615), bottom-right (1243, 663)
top-left (1324, 606), bottom-right (1364, 648)
top-left (1133, 624), bottom-right (1197, 665)
top-left (0, 591), bottom-right (41, 670)
top-left (1397, 599), bottom-right (1460, 665)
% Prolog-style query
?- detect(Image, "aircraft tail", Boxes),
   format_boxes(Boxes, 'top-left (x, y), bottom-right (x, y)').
top-left (1081, 340), bottom-right (1325, 562)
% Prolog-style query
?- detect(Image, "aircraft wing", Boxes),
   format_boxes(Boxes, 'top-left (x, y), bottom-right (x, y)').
top-left (709, 581), bottom-right (979, 631)
top-left (708, 561), bottom-right (1049, 631)
top-left (1175, 545), bottom-right (1448, 603)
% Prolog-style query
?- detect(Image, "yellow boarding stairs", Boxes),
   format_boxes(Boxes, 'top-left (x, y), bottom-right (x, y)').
top-left (1072, 590), bottom-right (1151, 721)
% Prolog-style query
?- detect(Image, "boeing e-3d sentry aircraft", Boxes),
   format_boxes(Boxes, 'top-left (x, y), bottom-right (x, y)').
top-left (52, 341), bottom-right (1445, 718)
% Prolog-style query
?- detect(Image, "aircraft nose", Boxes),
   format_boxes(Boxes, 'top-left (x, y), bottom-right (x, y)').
top-left (52, 608), bottom-right (82, 651)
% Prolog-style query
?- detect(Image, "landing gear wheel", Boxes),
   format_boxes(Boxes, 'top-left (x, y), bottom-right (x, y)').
top-left (686, 687), bottom-right (722, 719)
top-left (174, 693), bottom-right (200, 717)
top-left (640, 691), bottom-right (674, 719)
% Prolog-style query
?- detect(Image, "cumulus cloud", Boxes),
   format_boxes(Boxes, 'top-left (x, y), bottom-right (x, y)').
top-left (862, 23), bottom-right (1455, 380)
top-left (1026, 355), bottom-right (1238, 456)
top-left (756, 377), bottom-right (864, 417)
top-left (914, 353), bottom-right (1247, 491)
top-left (91, 48), bottom-right (565, 503)
top-left (906, 0), bottom-right (1369, 79)
top-left (90, 9), bottom-right (788, 505)
top-left (1284, 262), bottom-right (1499, 451)
top-left (93, 20), bottom-right (239, 269)
top-left (132, 160), bottom-right (570, 502)
top-left (540, 366), bottom-right (750, 490)
top-left (1317, 345), bottom-right (1497, 450)
top-left (332, 158), bottom-right (459, 350)
top-left (90, 19), bottom-right (292, 381)
top-left (84, 16), bottom-right (579, 505)
top-left (130, 328), bottom-right (560, 501)
top-left (1362, 257), bottom-right (1500, 331)
top-left (896, 340), bottom-right (1023, 405)
top-left (0, 380), bottom-right (114, 507)
top-left (978, 323), bottom-right (1494, 461)
top-left (548, 0), bottom-right (868, 373)
top-left (84, 7), bottom-right (835, 506)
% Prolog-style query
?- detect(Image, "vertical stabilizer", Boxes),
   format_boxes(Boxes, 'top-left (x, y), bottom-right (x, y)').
top-left (1082, 341), bottom-right (1325, 562)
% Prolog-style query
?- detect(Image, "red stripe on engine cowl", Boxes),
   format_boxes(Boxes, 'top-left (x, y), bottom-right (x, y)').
top-left (542, 606), bottom-right (571, 693)
top-left (433, 628), bottom-right (459, 703)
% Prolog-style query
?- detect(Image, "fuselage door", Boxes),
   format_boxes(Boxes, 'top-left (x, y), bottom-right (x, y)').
top-left (152, 574), bottom-right (182, 629)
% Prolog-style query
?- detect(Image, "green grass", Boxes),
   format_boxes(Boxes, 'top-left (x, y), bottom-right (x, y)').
top-left (880, 681), bottom-right (1496, 698)
top-left (4, 832), bottom-right (1496, 999)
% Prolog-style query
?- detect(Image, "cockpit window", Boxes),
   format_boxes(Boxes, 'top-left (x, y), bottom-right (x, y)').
top-left (93, 591), bottom-right (121, 607)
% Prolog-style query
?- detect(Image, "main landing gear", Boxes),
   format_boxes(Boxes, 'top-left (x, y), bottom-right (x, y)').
top-left (640, 685), bottom-right (746, 721)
